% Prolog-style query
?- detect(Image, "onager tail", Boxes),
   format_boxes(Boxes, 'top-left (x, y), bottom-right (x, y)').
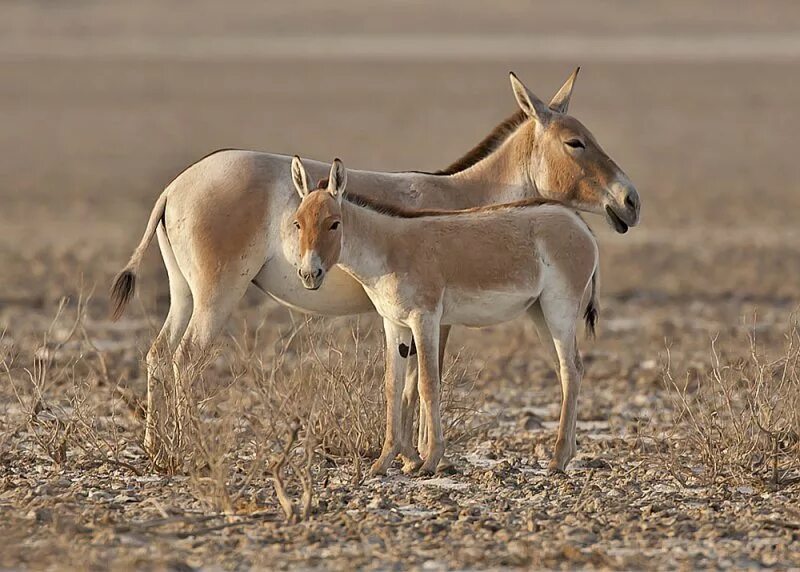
top-left (110, 190), bottom-right (169, 321)
top-left (583, 267), bottom-right (599, 338)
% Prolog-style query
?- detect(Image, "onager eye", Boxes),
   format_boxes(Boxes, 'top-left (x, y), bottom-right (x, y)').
top-left (565, 139), bottom-right (585, 150)
top-left (293, 221), bottom-right (301, 230)
top-left (329, 221), bottom-right (341, 231)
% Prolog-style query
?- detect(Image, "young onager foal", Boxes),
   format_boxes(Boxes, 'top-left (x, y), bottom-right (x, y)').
top-left (290, 157), bottom-right (599, 475)
top-left (110, 70), bottom-right (638, 464)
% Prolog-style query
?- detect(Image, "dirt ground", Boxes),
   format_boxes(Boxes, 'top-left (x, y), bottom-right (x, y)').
top-left (1, 2), bottom-right (799, 570)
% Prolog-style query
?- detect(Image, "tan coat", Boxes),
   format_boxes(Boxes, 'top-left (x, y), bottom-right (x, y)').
top-left (110, 70), bottom-right (638, 466)
top-left (292, 157), bottom-right (599, 475)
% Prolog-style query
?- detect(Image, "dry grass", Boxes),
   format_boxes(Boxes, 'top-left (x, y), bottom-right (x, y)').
top-left (3, 294), bottom-right (140, 475)
top-left (643, 318), bottom-right (800, 489)
top-left (2, 300), bottom-right (480, 523)
top-left (178, 314), bottom-right (481, 514)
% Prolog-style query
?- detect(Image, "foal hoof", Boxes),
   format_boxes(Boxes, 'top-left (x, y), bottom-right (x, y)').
top-left (418, 459), bottom-right (440, 476)
top-left (401, 457), bottom-right (423, 475)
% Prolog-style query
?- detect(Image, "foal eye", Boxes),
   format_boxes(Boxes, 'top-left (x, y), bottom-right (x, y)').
top-left (293, 221), bottom-right (300, 230)
top-left (329, 221), bottom-right (341, 231)
top-left (565, 139), bottom-right (585, 149)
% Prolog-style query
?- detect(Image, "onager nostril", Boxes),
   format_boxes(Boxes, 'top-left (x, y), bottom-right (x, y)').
top-left (625, 193), bottom-right (637, 211)
top-left (314, 268), bottom-right (323, 278)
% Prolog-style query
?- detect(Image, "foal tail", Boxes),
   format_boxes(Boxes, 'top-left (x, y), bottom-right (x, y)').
top-left (583, 266), bottom-right (599, 338)
top-left (109, 190), bottom-right (169, 321)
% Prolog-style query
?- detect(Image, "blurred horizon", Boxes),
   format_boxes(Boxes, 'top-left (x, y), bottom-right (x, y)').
top-left (1, 0), bottom-right (798, 301)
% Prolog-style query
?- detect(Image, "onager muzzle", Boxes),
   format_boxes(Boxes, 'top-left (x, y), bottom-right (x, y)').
top-left (606, 179), bottom-right (641, 233)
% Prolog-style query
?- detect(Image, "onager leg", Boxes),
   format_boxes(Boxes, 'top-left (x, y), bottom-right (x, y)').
top-left (528, 301), bottom-right (559, 375)
top-left (144, 225), bottom-right (193, 457)
top-left (411, 315), bottom-right (445, 475)
top-left (371, 320), bottom-right (420, 475)
top-left (170, 277), bottom-right (252, 456)
top-left (538, 294), bottom-right (582, 472)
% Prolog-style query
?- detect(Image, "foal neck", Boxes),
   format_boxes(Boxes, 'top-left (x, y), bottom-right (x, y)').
top-left (338, 201), bottom-right (397, 282)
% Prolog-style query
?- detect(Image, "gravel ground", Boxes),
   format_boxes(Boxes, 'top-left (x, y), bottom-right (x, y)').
top-left (2, 2), bottom-right (800, 569)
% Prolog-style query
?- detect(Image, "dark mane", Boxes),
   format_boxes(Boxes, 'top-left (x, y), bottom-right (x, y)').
top-left (432, 110), bottom-right (529, 176)
top-left (343, 192), bottom-right (560, 219)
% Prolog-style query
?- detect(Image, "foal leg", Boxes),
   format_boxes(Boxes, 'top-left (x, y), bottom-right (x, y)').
top-left (538, 295), bottom-right (582, 472)
top-left (400, 357), bottom-right (421, 471)
top-left (399, 356), bottom-right (424, 474)
top-left (144, 225), bottom-right (193, 457)
top-left (410, 315), bottom-right (445, 475)
top-left (414, 325), bottom-right (450, 456)
top-left (371, 320), bottom-right (419, 475)
top-left (399, 325), bottom-right (450, 474)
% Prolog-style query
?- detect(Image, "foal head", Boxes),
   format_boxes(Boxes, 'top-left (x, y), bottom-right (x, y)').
top-left (509, 70), bottom-right (640, 233)
top-left (290, 156), bottom-right (346, 290)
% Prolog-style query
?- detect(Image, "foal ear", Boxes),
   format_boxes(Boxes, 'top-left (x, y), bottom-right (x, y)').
top-left (509, 72), bottom-right (550, 123)
top-left (549, 66), bottom-right (580, 114)
top-left (291, 155), bottom-right (310, 199)
top-left (327, 158), bottom-right (347, 203)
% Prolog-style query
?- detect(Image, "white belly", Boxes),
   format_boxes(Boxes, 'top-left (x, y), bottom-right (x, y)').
top-left (441, 288), bottom-right (535, 327)
top-left (253, 257), bottom-right (374, 316)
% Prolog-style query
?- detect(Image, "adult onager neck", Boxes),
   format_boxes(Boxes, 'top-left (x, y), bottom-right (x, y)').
top-left (291, 157), bottom-right (599, 474)
top-left (109, 70), bottom-right (637, 464)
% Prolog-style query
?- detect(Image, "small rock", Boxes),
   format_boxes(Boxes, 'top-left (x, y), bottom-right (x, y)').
top-left (585, 458), bottom-right (612, 470)
top-left (519, 414), bottom-right (543, 430)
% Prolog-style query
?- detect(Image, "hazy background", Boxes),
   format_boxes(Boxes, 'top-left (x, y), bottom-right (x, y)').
top-left (1, 0), bottom-right (799, 307)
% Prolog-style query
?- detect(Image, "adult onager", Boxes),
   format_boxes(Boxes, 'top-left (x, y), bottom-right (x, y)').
top-left (110, 70), bottom-right (639, 459)
top-left (290, 157), bottom-right (599, 474)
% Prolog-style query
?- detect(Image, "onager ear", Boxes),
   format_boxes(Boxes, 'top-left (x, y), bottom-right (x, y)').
top-left (327, 158), bottom-right (347, 203)
top-left (509, 71), bottom-right (550, 123)
top-left (291, 155), bottom-right (310, 199)
top-left (549, 66), bottom-right (580, 114)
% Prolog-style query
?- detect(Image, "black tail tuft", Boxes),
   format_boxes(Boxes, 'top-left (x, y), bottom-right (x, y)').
top-left (584, 300), bottom-right (598, 339)
top-left (110, 269), bottom-right (136, 321)
top-left (584, 270), bottom-right (598, 338)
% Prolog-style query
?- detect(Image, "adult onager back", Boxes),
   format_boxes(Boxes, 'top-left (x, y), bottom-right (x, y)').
top-left (290, 157), bottom-right (599, 475)
top-left (109, 70), bottom-right (639, 460)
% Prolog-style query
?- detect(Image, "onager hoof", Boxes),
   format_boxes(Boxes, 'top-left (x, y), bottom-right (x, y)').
top-left (550, 441), bottom-right (576, 474)
top-left (547, 459), bottom-right (568, 475)
top-left (418, 455), bottom-right (443, 476)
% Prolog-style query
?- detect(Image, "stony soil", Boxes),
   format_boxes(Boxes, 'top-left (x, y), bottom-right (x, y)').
top-left (1, 2), bottom-right (799, 570)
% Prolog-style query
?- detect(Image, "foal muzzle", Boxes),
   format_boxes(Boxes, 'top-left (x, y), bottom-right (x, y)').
top-left (298, 267), bottom-right (324, 290)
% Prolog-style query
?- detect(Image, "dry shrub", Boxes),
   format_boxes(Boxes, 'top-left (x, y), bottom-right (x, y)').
top-left (647, 320), bottom-right (800, 488)
top-left (4, 295), bottom-right (139, 473)
top-left (164, 314), bottom-right (479, 514)
top-left (4, 296), bottom-right (479, 520)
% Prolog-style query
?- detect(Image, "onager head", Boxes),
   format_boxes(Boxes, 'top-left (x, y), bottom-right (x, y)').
top-left (510, 70), bottom-right (640, 232)
top-left (290, 156), bottom-right (346, 290)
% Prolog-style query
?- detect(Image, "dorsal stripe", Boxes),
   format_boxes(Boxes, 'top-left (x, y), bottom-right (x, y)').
top-left (341, 191), bottom-right (559, 219)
